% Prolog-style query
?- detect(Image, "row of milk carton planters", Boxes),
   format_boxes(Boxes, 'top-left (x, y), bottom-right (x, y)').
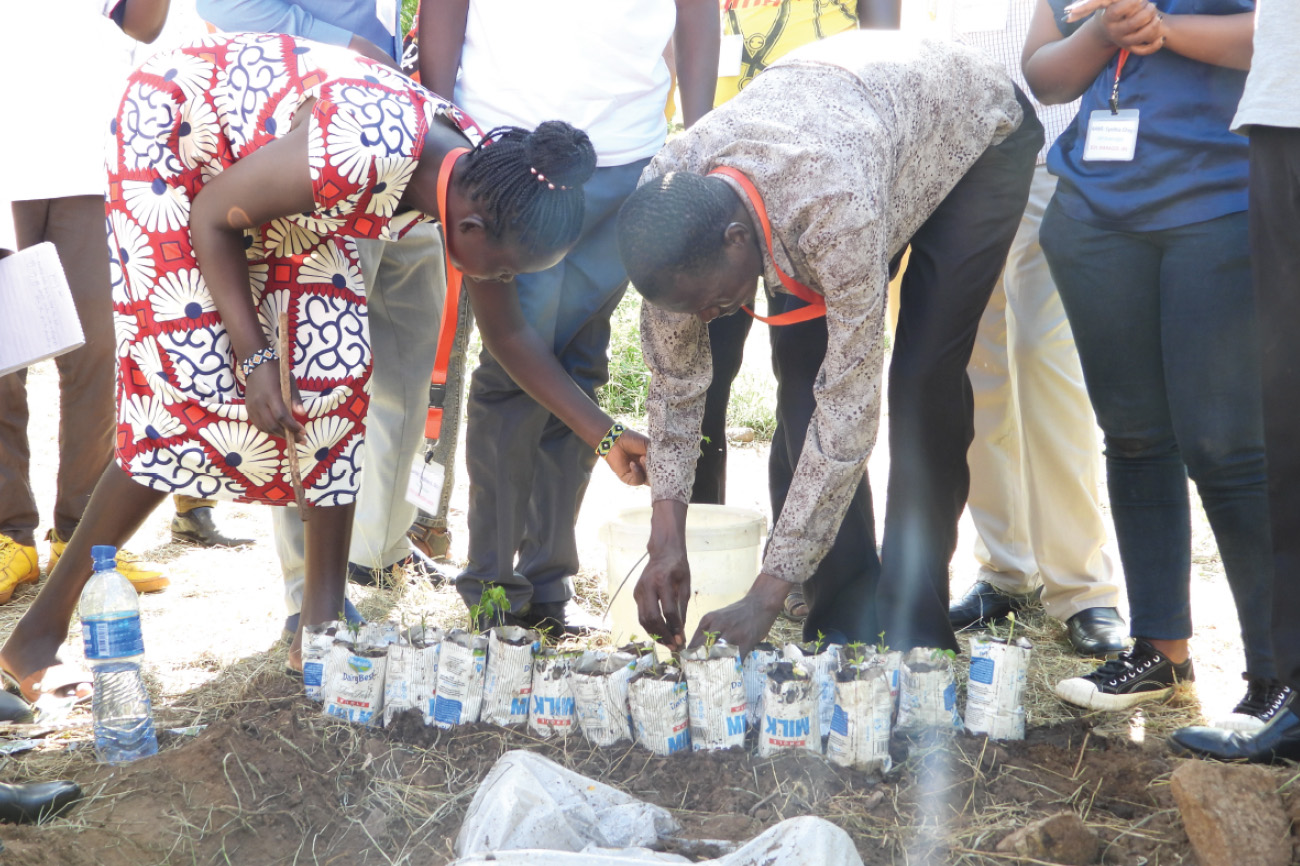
top-left (305, 622), bottom-right (1034, 773)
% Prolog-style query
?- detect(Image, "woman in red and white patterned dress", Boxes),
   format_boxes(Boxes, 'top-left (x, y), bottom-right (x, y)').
top-left (0, 31), bottom-right (601, 690)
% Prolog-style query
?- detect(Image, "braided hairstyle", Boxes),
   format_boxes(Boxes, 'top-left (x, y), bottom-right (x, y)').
top-left (458, 121), bottom-right (597, 256)
top-left (616, 171), bottom-right (737, 303)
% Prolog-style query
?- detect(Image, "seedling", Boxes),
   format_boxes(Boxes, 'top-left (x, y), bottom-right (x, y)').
top-left (812, 629), bottom-right (827, 654)
top-left (845, 641), bottom-right (869, 664)
top-left (929, 647), bottom-right (957, 663)
top-left (469, 584), bottom-right (510, 632)
top-left (702, 630), bottom-right (721, 653)
top-left (876, 631), bottom-right (890, 655)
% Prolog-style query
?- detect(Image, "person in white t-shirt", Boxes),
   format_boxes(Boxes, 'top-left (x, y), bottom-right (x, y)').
top-left (420, 0), bottom-right (719, 634)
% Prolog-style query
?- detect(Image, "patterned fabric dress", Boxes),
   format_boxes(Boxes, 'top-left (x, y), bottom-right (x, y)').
top-left (107, 33), bottom-right (480, 506)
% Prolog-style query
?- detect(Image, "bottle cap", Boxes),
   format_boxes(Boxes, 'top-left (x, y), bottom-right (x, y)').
top-left (91, 545), bottom-right (118, 571)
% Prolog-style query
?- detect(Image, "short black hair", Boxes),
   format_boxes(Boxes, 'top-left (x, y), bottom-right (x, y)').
top-left (616, 171), bottom-right (736, 302)
top-left (460, 121), bottom-right (597, 257)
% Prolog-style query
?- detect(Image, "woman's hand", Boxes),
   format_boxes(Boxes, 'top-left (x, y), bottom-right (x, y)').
top-left (244, 362), bottom-right (306, 444)
top-left (605, 428), bottom-right (649, 486)
top-left (1095, 0), bottom-right (1165, 53)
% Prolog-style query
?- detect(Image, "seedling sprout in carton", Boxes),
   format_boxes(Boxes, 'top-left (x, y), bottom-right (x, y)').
top-left (743, 642), bottom-right (780, 729)
top-left (528, 647), bottom-right (577, 738)
top-left (895, 647), bottom-right (962, 734)
top-left (683, 639), bottom-right (747, 750)
top-left (384, 624), bottom-right (442, 726)
top-left (783, 638), bottom-right (841, 735)
top-left (322, 639), bottom-right (388, 726)
top-left (964, 630), bottom-right (1033, 740)
top-left (481, 625), bottom-right (539, 727)
top-left (433, 628), bottom-right (488, 727)
top-left (827, 660), bottom-right (893, 772)
top-left (570, 650), bottom-right (638, 746)
top-left (302, 621), bottom-right (342, 702)
top-left (628, 662), bottom-right (691, 756)
top-left (757, 661), bottom-right (820, 757)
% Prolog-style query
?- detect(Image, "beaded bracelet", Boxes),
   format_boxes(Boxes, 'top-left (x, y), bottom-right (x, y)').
top-left (594, 422), bottom-right (627, 457)
top-left (239, 346), bottom-right (279, 379)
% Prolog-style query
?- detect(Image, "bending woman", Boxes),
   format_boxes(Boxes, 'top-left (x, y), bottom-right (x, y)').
top-left (0, 32), bottom-right (642, 697)
top-left (1023, 0), bottom-right (1280, 728)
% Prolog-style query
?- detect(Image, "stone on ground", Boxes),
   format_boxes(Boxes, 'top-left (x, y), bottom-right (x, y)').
top-left (1170, 761), bottom-right (1290, 866)
top-left (995, 811), bottom-right (1099, 865)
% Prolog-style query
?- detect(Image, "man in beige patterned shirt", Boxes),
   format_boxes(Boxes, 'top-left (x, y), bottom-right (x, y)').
top-left (618, 31), bottom-right (1042, 653)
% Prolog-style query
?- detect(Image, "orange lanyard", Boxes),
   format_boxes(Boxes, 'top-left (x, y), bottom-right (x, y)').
top-left (1108, 48), bottom-right (1130, 115)
top-left (424, 146), bottom-right (470, 440)
top-left (708, 166), bottom-right (827, 326)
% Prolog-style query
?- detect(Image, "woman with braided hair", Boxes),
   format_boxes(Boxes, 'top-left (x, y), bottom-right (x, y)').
top-left (0, 31), bottom-right (644, 696)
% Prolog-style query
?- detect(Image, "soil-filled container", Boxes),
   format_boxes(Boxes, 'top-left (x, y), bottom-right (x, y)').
top-left (433, 629), bottom-right (488, 728)
top-left (964, 636), bottom-right (1032, 740)
top-left (570, 650), bottom-right (638, 746)
top-left (322, 641), bottom-right (388, 725)
top-left (827, 662), bottom-right (893, 772)
top-left (302, 622), bottom-right (342, 702)
top-left (683, 641), bottom-right (747, 750)
top-left (628, 663), bottom-right (691, 756)
top-left (895, 648), bottom-right (961, 734)
top-left (756, 661), bottom-right (820, 757)
top-left (384, 625), bottom-right (442, 726)
top-left (743, 643), bottom-right (780, 729)
top-left (528, 648), bottom-right (577, 739)
top-left (783, 641), bottom-right (841, 735)
top-left (481, 626), bottom-right (539, 727)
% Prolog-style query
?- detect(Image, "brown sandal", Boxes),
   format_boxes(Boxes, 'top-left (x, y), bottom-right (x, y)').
top-left (782, 589), bottom-right (809, 622)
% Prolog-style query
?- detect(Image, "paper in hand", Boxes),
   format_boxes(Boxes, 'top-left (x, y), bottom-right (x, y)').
top-left (0, 242), bottom-right (86, 378)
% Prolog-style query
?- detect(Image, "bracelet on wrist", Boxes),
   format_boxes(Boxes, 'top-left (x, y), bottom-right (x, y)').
top-left (594, 422), bottom-right (626, 457)
top-left (239, 346), bottom-right (279, 379)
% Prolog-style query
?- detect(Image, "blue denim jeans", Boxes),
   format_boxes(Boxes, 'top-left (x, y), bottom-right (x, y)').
top-left (1041, 201), bottom-right (1274, 678)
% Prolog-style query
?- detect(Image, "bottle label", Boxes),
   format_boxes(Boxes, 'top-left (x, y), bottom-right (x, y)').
top-left (84, 614), bottom-right (145, 660)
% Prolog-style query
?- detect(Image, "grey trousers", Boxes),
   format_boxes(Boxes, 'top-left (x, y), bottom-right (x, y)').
top-left (1, 196), bottom-right (116, 547)
top-left (458, 159), bottom-right (648, 611)
top-left (276, 222), bottom-right (446, 614)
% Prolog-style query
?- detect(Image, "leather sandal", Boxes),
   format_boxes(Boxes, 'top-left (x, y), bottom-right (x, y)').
top-left (1, 663), bottom-right (92, 705)
top-left (782, 589), bottom-right (809, 622)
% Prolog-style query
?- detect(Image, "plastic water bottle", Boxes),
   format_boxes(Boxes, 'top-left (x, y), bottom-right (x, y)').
top-left (79, 545), bottom-right (157, 764)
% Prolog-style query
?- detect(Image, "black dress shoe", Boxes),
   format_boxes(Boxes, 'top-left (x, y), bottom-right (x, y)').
top-left (949, 581), bottom-right (1040, 630)
top-left (171, 507), bottom-right (254, 548)
top-left (0, 780), bottom-right (81, 824)
top-left (1170, 699), bottom-right (1300, 763)
top-left (1065, 607), bottom-right (1130, 657)
top-left (510, 600), bottom-right (606, 637)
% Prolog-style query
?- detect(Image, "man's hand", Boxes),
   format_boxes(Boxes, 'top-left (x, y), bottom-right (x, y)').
top-left (689, 572), bottom-right (789, 655)
top-left (244, 362), bottom-right (305, 444)
top-left (604, 428), bottom-right (648, 486)
top-left (635, 545), bottom-right (691, 650)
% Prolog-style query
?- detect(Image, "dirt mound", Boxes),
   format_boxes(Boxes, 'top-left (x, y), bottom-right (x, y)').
top-left (0, 686), bottom-right (1265, 866)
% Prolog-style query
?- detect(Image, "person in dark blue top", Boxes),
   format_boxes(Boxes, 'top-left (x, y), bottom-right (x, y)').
top-left (1022, 0), bottom-right (1277, 728)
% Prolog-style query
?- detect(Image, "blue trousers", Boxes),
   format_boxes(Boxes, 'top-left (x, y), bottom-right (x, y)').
top-left (458, 159), bottom-right (649, 610)
top-left (1041, 201), bottom-right (1275, 678)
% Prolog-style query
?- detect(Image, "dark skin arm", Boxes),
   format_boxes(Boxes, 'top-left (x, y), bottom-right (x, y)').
top-left (188, 118), bottom-right (315, 443)
top-left (673, 0), bottom-right (720, 127)
top-left (419, 0), bottom-right (471, 98)
top-left (466, 277), bottom-right (648, 484)
top-left (117, 0), bottom-right (170, 43)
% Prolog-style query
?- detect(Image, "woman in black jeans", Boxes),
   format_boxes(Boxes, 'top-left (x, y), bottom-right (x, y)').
top-left (1024, 0), bottom-right (1283, 728)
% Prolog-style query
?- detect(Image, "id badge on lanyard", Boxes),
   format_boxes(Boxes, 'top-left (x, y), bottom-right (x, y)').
top-left (1083, 49), bottom-right (1139, 162)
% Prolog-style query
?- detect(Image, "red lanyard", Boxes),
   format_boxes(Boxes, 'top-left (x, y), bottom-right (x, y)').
top-left (424, 147), bottom-right (470, 440)
top-left (708, 166), bottom-right (827, 326)
top-left (1108, 48), bottom-right (1130, 115)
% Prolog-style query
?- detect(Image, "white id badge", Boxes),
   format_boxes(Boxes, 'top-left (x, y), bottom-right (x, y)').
top-left (405, 453), bottom-right (445, 513)
top-left (954, 0), bottom-right (1011, 34)
top-left (718, 34), bottom-right (744, 78)
top-left (1082, 109), bottom-right (1139, 161)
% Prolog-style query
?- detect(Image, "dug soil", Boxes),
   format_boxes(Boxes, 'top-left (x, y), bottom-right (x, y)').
top-left (1, 671), bottom-right (1261, 866)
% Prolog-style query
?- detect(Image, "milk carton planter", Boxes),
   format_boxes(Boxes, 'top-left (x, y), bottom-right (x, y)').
top-left (384, 625), bottom-right (442, 726)
top-left (683, 641), bottom-right (747, 750)
top-left (528, 648), bottom-right (577, 739)
top-left (895, 648), bottom-right (962, 734)
top-left (964, 636), bottom-right (1033, 740)
top-left (481, 626), bottom-right (539, 727)
top-left (757, 662), bottom-right (820, 757)
top-left (628, 663), bottom-right (691, 756)
top-left (570, 650), bottom-right (638, 747)
top-left (302, 622), bottom-right (343, 702)
top-left (784, 641), bottom-right (841, 737)
top-left (867, 648), bottom-right (903, 714)
top-left (743, 643), bottom-right (780, 730)
top-left (827, 663), bottom-right (893, 772)
top-left (322, 641), bottom-right (388, 725)
top-left (433, 629), bottom-right (488, 728)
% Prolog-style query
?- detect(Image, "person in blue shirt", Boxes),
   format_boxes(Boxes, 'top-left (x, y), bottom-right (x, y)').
top-left (1022, 0), bottom-right (1276, 728)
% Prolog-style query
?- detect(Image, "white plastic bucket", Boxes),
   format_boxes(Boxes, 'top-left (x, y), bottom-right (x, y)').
top-left (598, 505), bottom-right (766, 646)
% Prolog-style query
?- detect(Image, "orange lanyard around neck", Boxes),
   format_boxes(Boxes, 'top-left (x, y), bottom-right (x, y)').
top-left (708, 166), bottom-right (826, 326)
top-left (425, 146), bottom-right (470, 439)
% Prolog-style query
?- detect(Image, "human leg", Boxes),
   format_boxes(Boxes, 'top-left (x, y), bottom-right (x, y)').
top-left (287, 502), bottom-right (354, 670)
top-left (876, 115), bottom-right (1038, 653)
top-left (0, 463), bottom-right (166, 699)
top-left (692, 311), bottom-right (753, 505)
